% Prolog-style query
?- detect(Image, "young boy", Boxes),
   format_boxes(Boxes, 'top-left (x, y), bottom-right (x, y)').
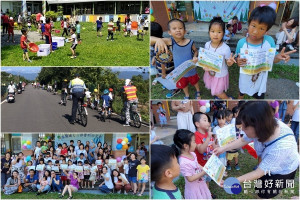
top-left (151, 144), bottom-right (182, 199)
top-left (225, 110), bottom-right (233, 125)
top-left (40, 20), bottom-right (45, 40)
top-left (151, 19), bottom-right (200, 99)
top-left (137, 18), bottom-right (145, 41)
top-left (107, 18), bottom-right (114, 41)
top-left (7, 17), bottom-right (15, 43)
top-left (75, 21), bottom-right (81, 42)
top-left (20, 28), bottom-right (32, 62)
top-left (69, 27), bottom-right (78, 58)
top-left (223, 24), bottom-right (233, 43)
top-left (116, 17), bottom-right (121, 35)
top-left (156, 102), bottom-right (167, 128)
top-left (96, 17), bottom-right (103, 37)
top-left (236, 6), bottom-right (296, 99)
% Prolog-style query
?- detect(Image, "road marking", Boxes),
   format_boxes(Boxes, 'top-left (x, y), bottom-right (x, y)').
top-left (1, 100), bottom-right (7, 104)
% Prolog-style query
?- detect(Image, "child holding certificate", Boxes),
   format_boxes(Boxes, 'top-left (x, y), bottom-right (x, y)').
top-left (151, 19), bottom-right (201, 99)
top-left (76, 161), bottom-right (84, 188)
top-left (202, 17), bottom-right (236, 99)
top-left (83, 160), bottom-right (91, 188)
top-left (172, 129), bottom-right (211, 199)
top-left (236, 6), bottom-right (296, 99)
top-left (89, 161), bottom-right (98, 188)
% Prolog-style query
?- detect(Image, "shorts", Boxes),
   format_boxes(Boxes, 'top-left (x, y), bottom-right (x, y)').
top-left (84, 175), bottom-right (90, 180)
top-left (69, 185), bottom-right (78, 192)
top-left (8, 29), bottom-right (13, 35)
top-left (45, 35), bottom-right (52, 44)
top-left (60, 176), bottom-right (67, 181)
top-left (71, 44), bottom-right (77, 50)
top-left (176, 73), bottom-right (200, 89)
top-left (77, 33), bottom-right (80, 39)
top-left (203, 174), bottom-right (212, 182)
top-left (22, 48), bottom-right (28, 53)
top-left (144, 27), bottom-right (149, 31)
top-left (97, 27), bottom-right (102, 32)
top-left (239, 91), bottom-right (265, 99)
top-left (138, 179), bottom-right (148, 183)
top-left (226, 152), bottom-right (239, 161)
top-left (128, 176), bottom-right (137, 183)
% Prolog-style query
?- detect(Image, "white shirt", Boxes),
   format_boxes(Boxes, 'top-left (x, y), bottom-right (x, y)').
top-left (64, 21), bottom-right (67, 28)
top-left (34, 147), bottom-right (42, 159)
top-left (7, 85), bottom-right (15, 93)
top-left (108, 92), bottom-right (113, 100)
top-left (123, 163), bottom-right (129, 174)
top-left (292, 101), bottom-right (299, 122)
top-left (76, 149), bottom-right (87, 157)
top-left (204, 41), bottom-right (231, 78)
top-left (104, 172), bottom-right (114, 189)
top-left (85, 91), bottom-right (91, 98)
top-left (113, 173), bottom-right (128, 184)
top-left (126, 22), bottom-right (131, 29)
top-left (71, 33), bottom-right (77, 45)
top-left (145, 19), bottom-right (149, 28)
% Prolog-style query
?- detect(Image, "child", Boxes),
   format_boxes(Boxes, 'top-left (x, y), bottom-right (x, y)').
top-left (69, 27), bottom-right (78, 59)
top-left (151, 144), bottom-right (182, 199)
top-left (231, 106), bottom-right (239, 125)
top-left (77, 153), bottom-right (85, 164)
top-left (226, 117), bottom-right (241, 171)
top-left (151, 19), bottom-right (200, 99)
top-left (41, 141), bottom-right (48, 154)
top-left (56, 143), bottom-right (62, 156)
top-left (34, 141), bottom-right (42, 159)
top-left (40, 20), bottom-right (45, 40)
top-left (96, 17), bottom-right (103, 37)
top-left (144, 16), bottom-right (149, 35)
top-left (203, 17), bottom-right (236, 99)
top-left (156, 102), bottom-right (167, 128)
top-left (116, 17), bottom-right (121, 35)
top-left (60, 18), bottom-right (64, 30)
top-left (137, 18), bottom-right (145, 40)
top-left (236, 6), bottom-right (296, 99)
top-left (7, 17), bottom-right (15, 43)
top-left (92, 89), bottom-right (99, 110)
top-left (126, 18), bottom-right (132, 37)
top-left (37, 158), bottom-right (45, 180)
top-left (223, 24), bottom-right (233, 43)
top-left (25, 161), bottom-right (33, 176)
top-left (36, 175), bottom-right (48, 195)
top-left (136, 158), bottom-right (150, 196)
top-left (128, 153), bottom-right (140, 195)
top-left (61, 143), bottom-right (68, 157)
top-left (20, 28), bottom-right (32, 62)
top-left (77, 161), bottom-right (84, 188)
top-left (75, 21), bottom-right (81, 42)
top-left (123, 158), bottom-right (129, 179)
top-left (225, 110), bottom-right (233, 125)
top-left (101, 89), bottom-right (112, 115)
top-left (89, 161), bottom-right (98, 188)
top-left (107, 18), bottom-right (114, 41)
top-left (173, 129), bottom-right (211, 199)
top-left (83, 160), bottom-right (90, 188)
top-left (60, 159), bottom-right (68, 185)
top-left (27, 20), bottom-right (32, 30)
top-left (44, 18), bottom-right (53, 52)
top-left (62, 18), bottom-right (68, 37)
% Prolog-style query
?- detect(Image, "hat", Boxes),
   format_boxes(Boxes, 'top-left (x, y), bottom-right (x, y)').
top-left (125, 79), bottom-right (131, 86)
top-left (75, 73), bottom-right (80, 77)
top-left (9, 17), bottom-right (13, 20)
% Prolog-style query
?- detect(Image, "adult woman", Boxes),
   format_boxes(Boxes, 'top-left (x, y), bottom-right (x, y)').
top-left (3, 170), bottom-right (20, 195)
top-left (94, 142), bottom-right (102, 160)
top-left (50, 170), bottom-right (63, 193)
top-left (11, 152), bottom-right (26, 184)
top-left (111, 169), bottom-right (131, 194)
top-left (68, 145), bottom-right (77, 162)
top-left (48, 146), bottom-right (55, 158)
top-left (1, 152), bottom-right (12, 190)
top-left (59, 171), bottom-right (80, 199)
top-left (214, 101), bottom-right (299, 198)
top-left (276, 17), bottom-right (299, 50)
top-left (36, 170), bottom-right (51, 194)
top-left (77, 143), bottom-right (87, 160)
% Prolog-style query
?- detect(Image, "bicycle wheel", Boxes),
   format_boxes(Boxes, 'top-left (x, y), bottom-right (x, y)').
top-left (80, 106), bottom-right (88, 127)
top-left (132, 112), bottom-right (141, 128)
top-left (120, 108), bottom-right (126, 122)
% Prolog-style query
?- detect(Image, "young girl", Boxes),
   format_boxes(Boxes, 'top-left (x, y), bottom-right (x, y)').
top-left (230, 106), bottom-right (239, 125)
top-left (126, 18), bottom-right (132, 36)
top-left (202, 17), bottom-right (236, 99)
top-left (173, 129), bottom-right (211, 199)
top-left (123, 158), bottom-right (129, 179)
top-left (68, 145), bottom-right (77, 162)
top-left (157, 102), bottom-right (167, 128)
top-left (60, 159), bottom-right (68, 185)
top-left (77, 161), bottom-right (84, 188)
top-left (37, 175), bottom-right (48, 194)
top-left (151, 145), bottom-right (182, 199)
top-left (96, 154), bottom-right (103, 180)
top-left (89, 161), bottom-right (98, 188)
top-left (151, 19), bottom-right (200, 99)
top-left (25, 161), bottom-right (33, 176)
top-left (67, 160), bottom-right (75, 185)
top-left (136, 158), bottom-right (150, 196)
top-left (59, 171), bottom-right (80, 199)
top-left (37, 158), bottom-right (45, 180)
top-left (83, 160), bottom-right (91, 188)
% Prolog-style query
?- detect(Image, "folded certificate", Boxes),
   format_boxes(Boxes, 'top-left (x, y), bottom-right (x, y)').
top-left (198, 47), bottom-right (223, 73)
top-left (96, 160), bottom-right (102, 165)
top-left (91, 166), bottom-right (97, 172)
top-left (52, 166), bottom-right (59, 172)
top-left (60, 164), bottom-right (68, 170)
top-left (28, 166), bottom-right (36, 171)
top-left (203, 154), bottom-right (226, 186)
top-left (216, 124), bottom-right (236, 147)
top-left (68, 165), bottom-right (75, 171)
top-left (108, 159), bottom-right (116, 165)
top-left (75, 166), bottom-right (83, 172)
top-left (36, 164), bottom-right (45, 171)
top-left (83, 166), bottom-right (90, 170)
top-left (46, 165), bottom-right (52, 171)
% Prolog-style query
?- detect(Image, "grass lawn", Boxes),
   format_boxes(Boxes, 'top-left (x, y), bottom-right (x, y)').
top-left (1, 191), bottom-right (149, 199)
top-left (1, 22), bottom-right (149, 66)
top-left (174, 151), bottom-right (299, 199)
top-left (151, 63), bottom-right (299, 99)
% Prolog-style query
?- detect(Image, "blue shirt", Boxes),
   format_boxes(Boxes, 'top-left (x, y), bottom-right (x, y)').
top-left (101, 95), bottom-right (112, 107)
top-left (26, 174), bottom-right (38, 183)
top-left (96, 20), bottom-right (102, 28)
top-left (41, 23), bottom-right (45, 32)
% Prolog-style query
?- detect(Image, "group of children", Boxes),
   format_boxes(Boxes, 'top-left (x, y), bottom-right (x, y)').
top-left (151, 102), bottom-right (243, 199)
top-left (151, 6), bottom-right (296, 100)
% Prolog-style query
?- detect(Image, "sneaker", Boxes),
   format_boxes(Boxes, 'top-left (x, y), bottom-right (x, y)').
top-left (226, 165), bottom-right (231, 170)
top-left (124, 191), bottom-right (127, 195)
top-left (166, 89), bottom-right (181, 98)
top-left (235, 164), bottom-right (241, 170)
top-left (117, 190), bottom-right (121, 194)
top-left (123, 123), bottom-right (130, 127)
top-left (106, 37), bottom-right (109, 41)
top-left (276, 44), bottom-right (280, 50)
top-left (286, 44), bottom-right (294, 51)
top-left (70, 56), bottom-right (76, 59)
top-left (28, 59), bottom-right (32, 62)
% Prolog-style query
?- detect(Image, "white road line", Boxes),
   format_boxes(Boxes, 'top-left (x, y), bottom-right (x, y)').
top-left (1, 100), bottom-right (7, 104)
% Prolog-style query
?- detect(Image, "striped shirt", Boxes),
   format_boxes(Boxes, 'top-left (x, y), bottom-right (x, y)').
top-left (243, 120), bottom-right (299, 175)
top-left (108, 22), bottom-right (114, 31)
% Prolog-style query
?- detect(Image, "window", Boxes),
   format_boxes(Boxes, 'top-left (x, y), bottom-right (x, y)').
top-left (94, 2), bottom-right (115, 14)
top-left (12, 137), bottom-right (21, 153)
top-left (117, 1), bottom-right (141, 14)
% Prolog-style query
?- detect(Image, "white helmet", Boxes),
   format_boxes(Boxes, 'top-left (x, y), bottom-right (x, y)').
top-left (125, 79), bottom-right (131, 86)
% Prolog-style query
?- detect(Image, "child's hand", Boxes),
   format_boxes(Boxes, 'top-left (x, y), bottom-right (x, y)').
top-left (226, 53), bottom-right (237, 66)
top-left (154, 38), bottom-right (168, 54)
top-left (236, 54), bottom-right (247, 67)
top-left (219, 180), bottom-right (224, 188)
top-left (192, 57), bottom-right (198, 64)
top-left (275, 47), bottom-right (296, 63)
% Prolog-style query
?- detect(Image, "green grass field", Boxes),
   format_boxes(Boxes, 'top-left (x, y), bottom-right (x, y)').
top-left (151, 63), bottom-right (299, 99)
top-left (174, 150), bottom-right (299, 199)
top-left (1, 191), bottom-right (149, 199)
top-left (1, 22), bottom-right (149, 66)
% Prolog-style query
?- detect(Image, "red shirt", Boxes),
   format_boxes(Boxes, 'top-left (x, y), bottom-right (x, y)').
top-left (20, 35), bottom-right (27, 49)
top-left (2, 15), bottom-right (9, 23)
top-left (44, 23), bottom-right (51, 36)
top-left (61, 148), bottom-right (68, 156)
top-left (36, 13), bottom-right (41, 22)
top-left (8, 20), bottom-right (14, 31)
top-left (194, 131), bottom-right (214, 167)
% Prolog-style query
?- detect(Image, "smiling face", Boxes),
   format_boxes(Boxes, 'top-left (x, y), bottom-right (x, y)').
top-left (209, 23), bottom-right (224, 44)
top-left (196, 114), bottom-right (210, 131)
top-left (287, 19), bottom-right (294, 27)
top-left (168, 21), bottom-right (186, 39)
top-left (248, 20), bottom-right (268, 42)
top-left (113, 170), bottom-right (118, 177)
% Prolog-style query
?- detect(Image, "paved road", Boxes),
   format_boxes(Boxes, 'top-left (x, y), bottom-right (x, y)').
top-left (1, 86), bottom-right (149, 132)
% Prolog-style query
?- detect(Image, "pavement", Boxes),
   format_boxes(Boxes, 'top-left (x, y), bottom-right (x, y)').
top-left (1, 29), bottom-right (44, 48)
top-left (1, 86), bottom-right (149, 132)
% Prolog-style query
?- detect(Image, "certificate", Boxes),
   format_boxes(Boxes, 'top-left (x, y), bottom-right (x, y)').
top-left (108, 159), bottom-right (116, 165)
top-left (156, 77), bottom-right (177, 90)
top-left (198, 47), bottom-right (223, 73)
top-left (215, 124), bottom-right (236, 147)
top-left (60, 164), bottom-right (68, 170)
top-left (166, 60), bottom-right (197, 83)
top-left (28, 166), bottom-right (36, 171)
top-left (68, 165), bottom-right (75, 171)
top-left (96, 160), bottom-right (102, 165)
top-left (83, 166), bottom-right (90, 170)
top-left (36, 164), bottom-right (45, 171)
top-left (75, 166), bottom-right (83, 173)
top-left (203, 154), bottom-right (226, 186)
top-left (91, 166), bottom-right (97, 172)
top-left (52, 166), bottom-right (59, 172)
top-left (240, 48), bottom-right (276, 75)
top-left (46, 165), bottom-right (52, 171)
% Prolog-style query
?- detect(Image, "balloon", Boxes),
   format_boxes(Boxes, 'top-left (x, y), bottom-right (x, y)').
top-left (199, 100), bottom-right (207, 106)
top-left (205, 102), bottom-right (210, 108)
top-left (150, 8), bottom-right (153, 15)
top-left (116, 157), bottom-right (122, 162)
top-left (121, 155), bottom-right (127, 160)
top-left (122, 144), bottom-right (128, 150)
top-left (48, 136), bottom-right (51, 139)
top-left (206, 107), bottom-right (210, 113)
top-left (127, 134), bottom-right (131, 138)
top-left (128, 136), bottom-right (132, 142)
top-left (123, 138), bottom-right (128, 143)
top-left (26, 140), bottom-right (31, 145)
top-left (129, 146), bottom-right (134, 152)
top-left (22, 145), bottom-right (27, 149)
top-left (117, 138), bottom-right (122, 144)
top-left (200, 106), bottom-right (206, 113)
top-left (121, 141), bottom-right (126, 145)
top-left (22, 140), bottom-right (26, 144)
top-left (116, 144), bottom-right (123, 150)
top-left (27, 145), bottom-right (32, 149)
top-left (26, 155), bottom-right (31, 162)
top-left (150, 15), bottom-right (155, 22)
top-left (44, 136), bottom-right (47, 140)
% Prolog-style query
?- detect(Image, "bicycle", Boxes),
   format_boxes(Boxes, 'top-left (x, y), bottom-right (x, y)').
top-left (121, 102), bottom-right (141, 128)
top-left (99, 106), bottom-right (112, 122)
top-left (77, 97), bottom-right (88, 127)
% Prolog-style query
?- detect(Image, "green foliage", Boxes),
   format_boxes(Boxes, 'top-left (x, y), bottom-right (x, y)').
top-left (45, 11), bottom-right (58, 21)
top-left (30, 14), bottom-right (36, 22)
top-left (1, 71), bottom-right (30, 97)
top-left (57, 6), bottom-right (64, 18)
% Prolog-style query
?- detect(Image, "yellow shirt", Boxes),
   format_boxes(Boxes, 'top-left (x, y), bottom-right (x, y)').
top-left (136, 164), bottom-right (150, 180)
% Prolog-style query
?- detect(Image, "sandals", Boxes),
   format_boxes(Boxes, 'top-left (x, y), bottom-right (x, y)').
top-left (67, 196), bottom-right (73, 199)
top-left (184, 96), bottom-right (190, 100)
top-left (195, 91), bottom-right (201, 99)
top-left (59, 194), bottom-right (64, 198)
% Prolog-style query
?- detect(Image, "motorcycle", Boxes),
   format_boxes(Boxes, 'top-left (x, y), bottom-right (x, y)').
top-left (7, 92), bottom-right (15, 103)
top-left (22, 86), bottom-right (25, 91)
top-left (17, 88), bottom-right (22, 94)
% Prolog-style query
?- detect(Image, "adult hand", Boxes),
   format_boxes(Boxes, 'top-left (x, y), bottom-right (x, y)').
top-left (275, 47), bottom-right (296, 63)
top-left (236, 54), bottom-right (247, 67)
top-left (213, 146), bottom-right (225, 156)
